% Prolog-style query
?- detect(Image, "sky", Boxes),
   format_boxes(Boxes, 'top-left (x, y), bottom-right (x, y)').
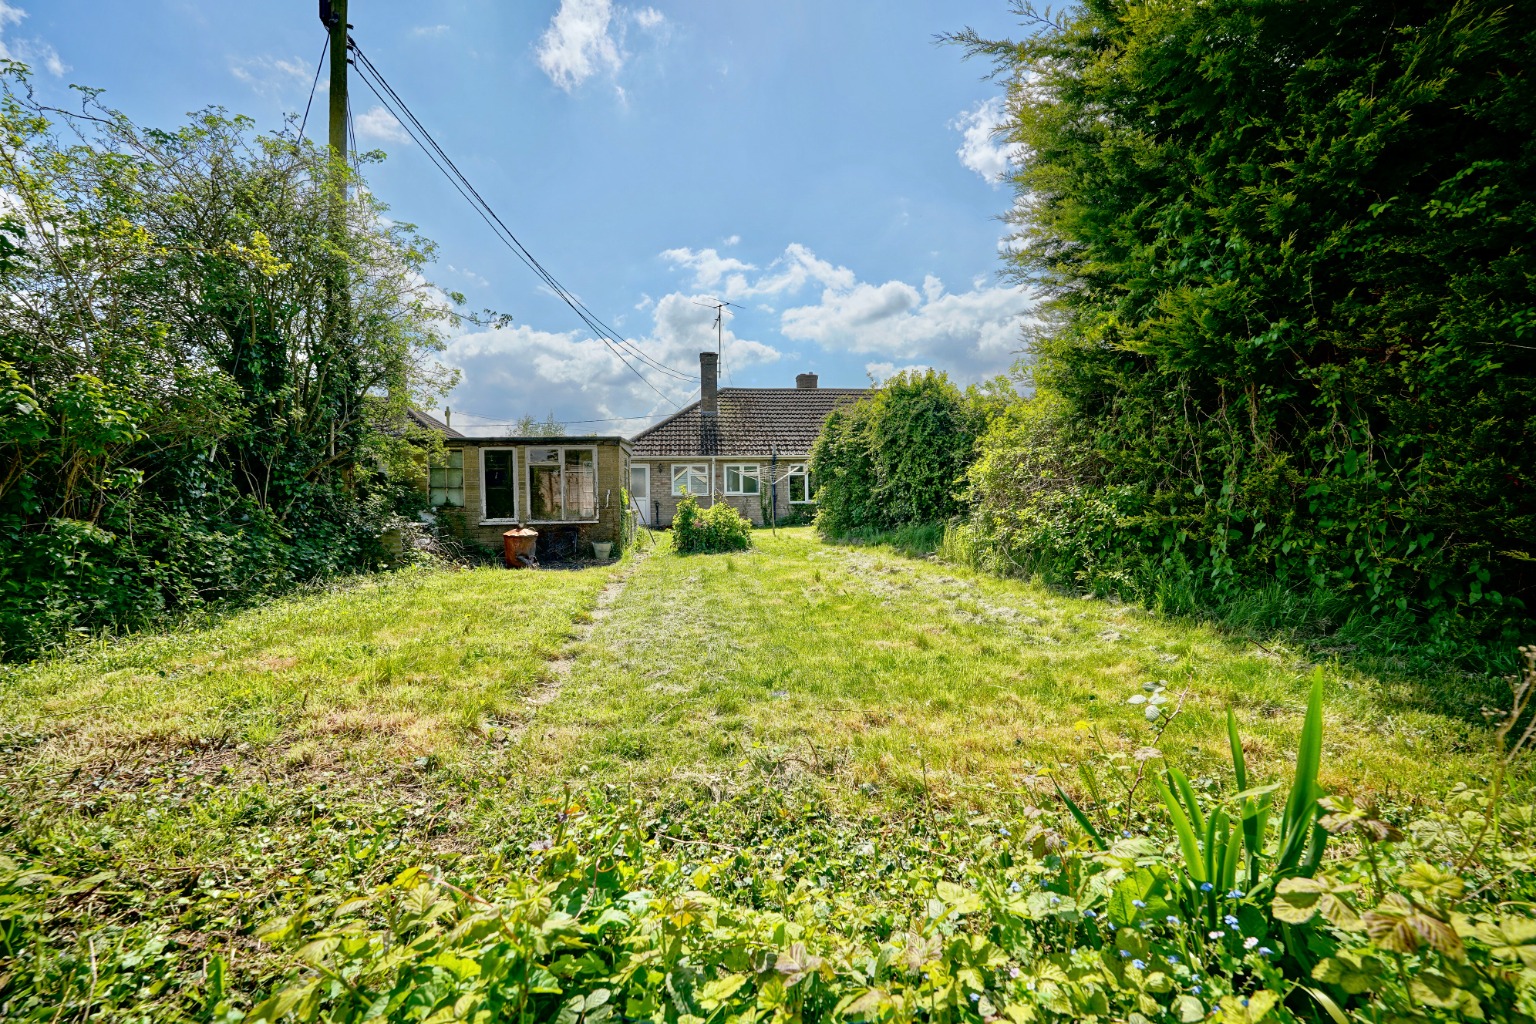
top-left (19, 1), bottom-right (1034, 436)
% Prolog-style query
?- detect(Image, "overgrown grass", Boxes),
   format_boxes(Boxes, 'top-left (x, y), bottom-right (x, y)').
top-left (525, 528), bottom-right (1505, 807)
top-left (2, 533), bottom-right (1524, 1020)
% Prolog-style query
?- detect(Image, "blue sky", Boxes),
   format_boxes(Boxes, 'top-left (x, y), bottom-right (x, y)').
top-left (20, 1), bottom-right (1032, 435)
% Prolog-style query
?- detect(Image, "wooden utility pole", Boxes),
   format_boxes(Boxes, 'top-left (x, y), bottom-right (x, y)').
top-left (323, 0), bottom-right (349, 162)
top-left (320, 0), bottom-right (352, 457)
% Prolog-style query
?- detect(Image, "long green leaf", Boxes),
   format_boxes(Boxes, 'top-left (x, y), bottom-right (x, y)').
top-left (1157, 776), bottom-right (1206, 883)
top-left (1276, 673), bottom-right (1326, 874)
top-left (1219, 819), bottom-right (1241, 890)
top-left (1227, 708), bottom-right (1247, 794)
top-left (1203, 807), bottom-right (1226, 881)
top-left (1053, 780), bottom-right (1107, 850)
top-left (1169, 766), bottom-right (1206, 838)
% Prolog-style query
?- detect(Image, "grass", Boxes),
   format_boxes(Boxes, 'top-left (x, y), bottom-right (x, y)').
top-left (0, 529), bottom-right (1518, 1018)
top-left (522, 529), bottom-right (1503, 808)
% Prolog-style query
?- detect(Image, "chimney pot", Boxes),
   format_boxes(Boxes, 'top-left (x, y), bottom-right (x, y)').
top-left (795, 372), bottom-right (819, 390)
top-left (700, 352), bottom-right (719, 416)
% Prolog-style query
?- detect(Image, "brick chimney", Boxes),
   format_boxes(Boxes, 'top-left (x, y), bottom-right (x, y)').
top-left (700, 352), bottom-right (719, 415)
top-left (699, 351), bottom-right (719, 456)
top-left (795, 372), bottom-right (819, 389)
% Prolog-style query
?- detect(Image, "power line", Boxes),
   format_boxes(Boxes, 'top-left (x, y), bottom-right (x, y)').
top-left (348, 44), bottom-right (693, 387)
top-left (345, 41), bottom-right (697, 406)
top-left (348, 57), bottom-right (682, 406)
top-left (299, 35), bottom-right (329, 140)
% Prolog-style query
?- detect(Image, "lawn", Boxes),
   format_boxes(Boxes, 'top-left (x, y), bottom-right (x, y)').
top-left (527, 528), bottom-right (1500, 808)
top-left (0, 529), bottom-right (1517, 1020)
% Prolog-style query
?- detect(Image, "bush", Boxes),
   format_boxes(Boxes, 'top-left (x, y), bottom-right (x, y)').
top-left (952, 1), bottom-right (1536, 639)
top-left (810, 370), bottom-right (1010, 537)
top-left (0, 72), bottom-right (456, 658)
top-left (673, 494), bottom-right (752, 554)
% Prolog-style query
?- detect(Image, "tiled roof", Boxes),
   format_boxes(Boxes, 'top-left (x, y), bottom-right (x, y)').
top-left (630, 387), bottom-right (868, 457)
top-left (408, 408), bottom-right (465, 438)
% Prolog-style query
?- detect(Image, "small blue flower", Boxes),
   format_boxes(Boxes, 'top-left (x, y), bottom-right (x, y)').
top-left (1083, 909), bottom-right (1098, 919)
top-left (1166, 915), bottom-right (1180, 925)
top-left (1241, 998), bottom-right (1250, 1008)
top-left (1050, 895), bottom-right (1060, 904)
top-left (1009, 881), bottom-right (1023, 893)
top-left (1119, 949), bottom-right (1131, 959)
top-left (970, 993), bottom-right (980, 1003)
top-left (1224, 914), bottom-right (1240, 928)
top-left (1258, 947), bottom-right (1274, 957)
top-left (1191, 986), bottom-right (1203, 995)
top-left (999, 827), bottom-right (1011, 837)
top-left (1132, 959), bottom-right (1147, 970)
top-left (1227, 889), bottom-right (1245, 899)
top-left (1132, 899), bottom-right (1146, 908)
top-left (1122, 829), bottom-right (1132, 838)
top-left (1106, 922), bottom-right (1117, 931)
top-left (1167, 954), bottom-right (1180, 964)
top-left (1200, 882), bottom-right (1214, 892)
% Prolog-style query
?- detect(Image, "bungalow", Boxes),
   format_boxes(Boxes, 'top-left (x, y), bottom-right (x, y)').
top-left (627, 352), bottom-right (868, 527)
top-left (413, 410), bottom-right (633, 559)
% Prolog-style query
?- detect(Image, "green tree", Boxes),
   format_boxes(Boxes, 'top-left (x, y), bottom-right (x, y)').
top-left (811, 370), bottom-right (1007, 535)
top-left (953, 1), bottom-right (1536, 633)
top-left (0, 70), bottom-right (458, 657)
top-left (513, 412), bottom-right (566, 437)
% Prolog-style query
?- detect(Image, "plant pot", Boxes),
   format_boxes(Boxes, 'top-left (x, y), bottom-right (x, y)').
top-left (591, 541), bottom-right (614, 560)
top-left (502, 528), bottom-right (538, 568)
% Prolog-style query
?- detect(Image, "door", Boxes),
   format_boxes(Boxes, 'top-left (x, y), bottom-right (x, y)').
top-left (629, 464), bottom-right (651, 525)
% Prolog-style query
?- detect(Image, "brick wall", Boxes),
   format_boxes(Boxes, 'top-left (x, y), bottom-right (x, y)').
top-left (633, 458), bottom-right (814, 527)
top-left (452, 442), bottom-right (630, 555)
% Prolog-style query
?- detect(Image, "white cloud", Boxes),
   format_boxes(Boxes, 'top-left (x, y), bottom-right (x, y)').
top-left (0, 2), bottom-right (65, 76)
top-left (229, 54), bottom-right (312, 97)
top-left (446, 264), bottom-right (489, 289)
top-left (781, 271), bottom-right (1035, 378)
top-left (440, 288), bottom-right (782, 431)
top-left (662, 242), bottom-right (857, 301)
top-left (864, 362), bottom-right (933, 385)
top-left (535, 0), bottom-right (670, 93)
top-left (662, 241), bottom-right (1037, 380)
top-left (953, 96), bottom-right (1023, 186)
top-left (355, 105), bottom-right (412, 145)
top-left (536, 0), bottom-right (624, 91)
top-left (723, 234), bottom-right (741, 247)
top-left (411, 24), bottom-right (450, 38)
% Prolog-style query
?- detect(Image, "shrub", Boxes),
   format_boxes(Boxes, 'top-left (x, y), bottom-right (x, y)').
top-left (810, 370), bottom-right (1010, 537)
top-left (673, 494), bottom-right (752, 554)
top-left (950, 1), bottom-right (1536, 637)
top-left (0, 72), bottom-right (456, 658)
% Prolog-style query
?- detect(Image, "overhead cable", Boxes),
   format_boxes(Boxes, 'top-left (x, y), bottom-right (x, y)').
top-left (346, 41), bottom-right (696, 406)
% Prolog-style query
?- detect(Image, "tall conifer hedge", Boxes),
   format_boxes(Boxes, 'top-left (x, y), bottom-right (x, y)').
top-left (956, 1), bottom-right (1536, 636)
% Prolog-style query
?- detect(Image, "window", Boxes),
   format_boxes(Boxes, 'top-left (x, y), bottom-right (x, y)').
top-left (671, 463), bottom-right (709, 497)
top-left (429, 449), bottom-right (464, 508)
top-left (480, 448), bottom-right (518, 521)
top-left (787, 464), bottom-right (816, 504)
top-left (527, 446), bottom-right (598, 522)
top-left (724, 463), bottom-right (761, 496)
top-left (629, 464), bottom-right (650, 502)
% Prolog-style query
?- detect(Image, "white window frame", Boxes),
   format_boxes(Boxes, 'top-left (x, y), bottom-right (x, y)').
top-left (671, 463), bottom-right (710, 497)
top-left (429, 448), bottom-right (465, 509)
top-left (787, 463), bottom-right (816, 504)
top-left (723, 463), bottom-right (762, 496)
top-left (525, 445), bottom-right (600, 524)
top-left (478, 447), bottom-right (520, 524)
